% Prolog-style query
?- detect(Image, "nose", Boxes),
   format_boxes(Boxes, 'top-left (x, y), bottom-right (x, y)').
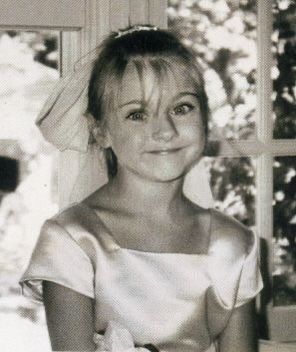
top-left (151, 114), bottom-right (178, 142)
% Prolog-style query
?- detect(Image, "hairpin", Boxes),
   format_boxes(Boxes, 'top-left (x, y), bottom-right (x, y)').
top-left (115, 25), bottom-right (158, 39)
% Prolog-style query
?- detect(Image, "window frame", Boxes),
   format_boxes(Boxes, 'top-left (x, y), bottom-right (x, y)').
top-left (255, 0), bottom-right (296, 342)
top-left (0, 0), bottom-right (295, 343)
top-left (203, 0), bottom-right (296, 342)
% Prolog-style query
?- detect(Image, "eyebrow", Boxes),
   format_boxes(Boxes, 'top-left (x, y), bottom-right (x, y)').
top-left (175, 92), bottom-right (199, 99)
top-left (118, 100), bottom-right (146, 108)
top-left (119, 92), bottom-right (198, 108)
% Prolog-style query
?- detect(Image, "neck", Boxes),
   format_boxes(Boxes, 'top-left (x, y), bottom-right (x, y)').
top-left (108, 167), bottom-right (186, 216)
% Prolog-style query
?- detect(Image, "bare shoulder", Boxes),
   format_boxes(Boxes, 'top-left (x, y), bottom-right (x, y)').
top-left (82, 184), bottom-right (120, 216)
top-left (50, 202), bottom-right (86, 227)
top-left (209, 208), bottom-right (254, 259)
top-left (50, 182), bottom-right (114, 226)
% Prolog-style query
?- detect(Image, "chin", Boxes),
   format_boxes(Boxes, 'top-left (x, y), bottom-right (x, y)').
top-left (143, 167), bottom-right (188, 183)
top-left (125, 155), bottom-right (200, 183)
top-left (148, 158), bottom-right (201, 182)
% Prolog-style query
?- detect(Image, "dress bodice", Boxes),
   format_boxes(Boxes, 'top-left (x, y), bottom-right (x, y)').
top-left (20, 203), bottom-right (263, 352)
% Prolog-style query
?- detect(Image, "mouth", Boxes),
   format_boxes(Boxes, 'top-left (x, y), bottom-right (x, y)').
top-left (147, 147), bottom-right (183, 155)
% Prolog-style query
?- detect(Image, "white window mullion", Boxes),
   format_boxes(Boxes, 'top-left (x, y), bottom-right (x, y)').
top-left (129, 0), bottom-right (149, 25)
top-left (256, 0), bottom-right (273, 242)
top-left (109, 0), bottom-right (130, 32)
top-left (257, 0), bottom-right (273, 142)
top-left (60, 32), bottom-right (81, 76)
top-left (210, 140), bottom-right (296, 158)
top-left (256, 0), bottom-right (275, 337)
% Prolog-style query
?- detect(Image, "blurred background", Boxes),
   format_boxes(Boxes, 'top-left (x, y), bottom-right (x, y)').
top-left (0, 30), bottom-right (59, 351)
top-left (0, 0), bottom-right (295, 350)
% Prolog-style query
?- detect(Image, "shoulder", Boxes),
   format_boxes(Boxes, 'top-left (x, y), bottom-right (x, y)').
top-left (208, 208), bottom-right (254, 260)
top-left (49, 202), bottom-right (93, 230)
top-left (38, 203), bottom-right (101, 265)
top-left (41, 202), bottom-right (98, 249)
top-left (38, 202), bottom-right (90, 242)
top-left (43, 202), bottom-right (111, 256)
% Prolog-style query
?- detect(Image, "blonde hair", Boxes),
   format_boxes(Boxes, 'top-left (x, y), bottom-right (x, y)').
top-left (87, 27), bottom-right (209, 176)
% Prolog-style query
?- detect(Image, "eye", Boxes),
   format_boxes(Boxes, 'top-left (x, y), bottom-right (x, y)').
top-left (172, 103), bottom-right (194, 116)
top-left (126, 110), bottom-right (146, 121)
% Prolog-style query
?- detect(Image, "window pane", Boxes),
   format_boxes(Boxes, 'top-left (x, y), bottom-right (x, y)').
top-left (0, 30), bottom-right (59, 351)
top-left (272, 0), bottom-right (296, 139)
top-left (273, 156), bottom-right (296, 306)
top-left (167, 0), bottom-right (257, 140)
top-left (205, 156), bottom-right (256, 227)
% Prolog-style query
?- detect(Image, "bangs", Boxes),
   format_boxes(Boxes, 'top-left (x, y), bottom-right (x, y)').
top-left (103, 55), bottom-right (206, 115)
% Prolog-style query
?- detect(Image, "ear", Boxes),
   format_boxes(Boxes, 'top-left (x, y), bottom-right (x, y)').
top-left (85, 112), bottom-right (111, 148)
top-left (92, 123), bottom-right (112, 149)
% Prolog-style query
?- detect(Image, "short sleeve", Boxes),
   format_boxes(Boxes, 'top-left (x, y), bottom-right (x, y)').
top-left (235, 230), bottom-right (263, 307)
top-left (206, 228), bottom-right (264, 337)
top-left (19, 219), bottom-right (95, 302)
top-left (207, 224), bottom-right (264, 311)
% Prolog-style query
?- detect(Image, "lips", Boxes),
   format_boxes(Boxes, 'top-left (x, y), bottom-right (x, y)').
top-left (147, 147), bottom-right (183, 155)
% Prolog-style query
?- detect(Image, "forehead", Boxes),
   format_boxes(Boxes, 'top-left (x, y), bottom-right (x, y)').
top-left (114, 59), bottom-right (198, 106)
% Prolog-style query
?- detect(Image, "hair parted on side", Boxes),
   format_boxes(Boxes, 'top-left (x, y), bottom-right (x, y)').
top-left (87, 26), bottom-right (209, 177)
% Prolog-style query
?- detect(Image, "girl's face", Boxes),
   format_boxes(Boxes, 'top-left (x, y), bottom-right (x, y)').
top-left (101, 62), bottom-right (206, 182)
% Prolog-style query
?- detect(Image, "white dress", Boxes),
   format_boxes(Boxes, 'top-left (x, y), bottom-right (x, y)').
top-left (20, 203), bottom-right (263, 352)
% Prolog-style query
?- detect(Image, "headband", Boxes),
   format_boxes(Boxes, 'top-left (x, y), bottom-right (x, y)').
top-left (36, 29), bottom-right (214, 208)
top-left (115, 25), bottom-right (158, 38)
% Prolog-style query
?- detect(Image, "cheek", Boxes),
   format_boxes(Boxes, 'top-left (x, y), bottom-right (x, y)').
top-left (108, 125), bottom-right (145, 155)
top-left (106, 118), bottom-right (128, 148)
top-left (180, 118), bottom-right (206, 144)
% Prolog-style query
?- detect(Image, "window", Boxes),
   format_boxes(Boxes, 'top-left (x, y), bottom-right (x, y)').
top-left (0, 28), bottom-right (59, 351)
top-left (167, 0), bottom-right (296, 343)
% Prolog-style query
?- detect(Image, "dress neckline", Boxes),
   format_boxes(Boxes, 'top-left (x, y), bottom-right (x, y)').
top-left (79, 202), bottom-right (212, 257)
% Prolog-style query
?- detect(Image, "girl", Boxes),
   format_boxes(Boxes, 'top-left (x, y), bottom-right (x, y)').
top-left (20, 26), bottom-right (263, 352)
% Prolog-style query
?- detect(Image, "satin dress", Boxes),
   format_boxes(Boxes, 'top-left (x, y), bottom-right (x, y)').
top-left (20, 203), bottom-right (263, 352)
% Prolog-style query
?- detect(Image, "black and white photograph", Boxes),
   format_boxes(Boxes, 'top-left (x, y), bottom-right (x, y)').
top-left (0, 1), bottom-right (295, 351)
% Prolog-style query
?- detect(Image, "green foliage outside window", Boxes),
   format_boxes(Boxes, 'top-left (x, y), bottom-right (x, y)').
top-left (168, 0), bottom-right (258, 225)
